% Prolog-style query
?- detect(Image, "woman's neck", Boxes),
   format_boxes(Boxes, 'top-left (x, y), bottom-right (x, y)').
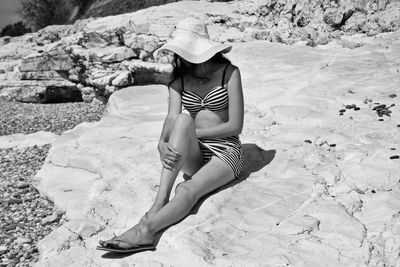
top-left (191, 60), bottom-right (217, 79)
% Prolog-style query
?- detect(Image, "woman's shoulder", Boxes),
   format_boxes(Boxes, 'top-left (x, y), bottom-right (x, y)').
top-left (227, 63), bottom-right (239, 72)
top-left (224, 63), bottom-right (240, 83)
top-left (168, 75), bottom-right (183, 94)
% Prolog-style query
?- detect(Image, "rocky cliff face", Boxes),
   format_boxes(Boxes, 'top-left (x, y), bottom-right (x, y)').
top-left (236, 0), bottom-right (400, 45)
top-left (0, 0), bottom-right (399, 103)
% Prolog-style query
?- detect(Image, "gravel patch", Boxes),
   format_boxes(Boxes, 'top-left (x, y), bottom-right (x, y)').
top-left (0, 101), bottom-right (106, 266)
top-left (0, 101), bottom-right (105, 136)
top-left (0, 145), bottom-right (65, 267)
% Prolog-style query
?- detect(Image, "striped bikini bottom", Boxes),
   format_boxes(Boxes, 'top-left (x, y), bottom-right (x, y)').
top-left (198, 135), bottom-right (243, 178)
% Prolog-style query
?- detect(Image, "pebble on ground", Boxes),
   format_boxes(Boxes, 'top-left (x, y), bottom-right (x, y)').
top-left (0, 101), bottom-right (105, 267)
top-left (0, 101), bottom-right (105, 136)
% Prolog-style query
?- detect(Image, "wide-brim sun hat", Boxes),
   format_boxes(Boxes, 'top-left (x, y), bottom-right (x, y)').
top-left (155, 18), bottom-right (232, 64)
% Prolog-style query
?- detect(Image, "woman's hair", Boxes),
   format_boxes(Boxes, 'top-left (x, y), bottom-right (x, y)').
top-left (168, 52), bottom-right (231, 88)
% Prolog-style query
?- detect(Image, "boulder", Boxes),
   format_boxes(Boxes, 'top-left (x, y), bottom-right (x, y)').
top-left (81, 86), bottom-right (95, 95)
top-left (375, 2), bottom-right (400, 32)
top-left (104, 85), bottom-right (117, 95)
top-left (324, 8), bottom-right (345, 28)
top-left (20, 71), bottom-right (68, 81)
top-left (86, 46), bottom-right (137, 63)
top-left (88, 71), bottom-right (119, 89)
top-left (81, 86), bottom-right (96, 103)
top-left (123, 60), bottom-right (172, 85)
top-left (34, 30), bottom-right (60, 46)
top-left (0, 80), bottom-right (81, 103)
top-left (123, 32), bottom-right (160, 52)
top-left (123, 33), bottom-right (161, 60)
top-left (20, 52), bottom-right (73, 72)
top-left (80, 30), bottom-right (122, 48)
top-left (216, 27), bottom-right (246, 42)
top-left (111, 71), bottom-right (133, 87)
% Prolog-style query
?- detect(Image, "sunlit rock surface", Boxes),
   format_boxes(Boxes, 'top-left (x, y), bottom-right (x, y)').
top-left (0, 131), bottom-right (57, 149)
top-left (33, 31), bottom-right (400, 266)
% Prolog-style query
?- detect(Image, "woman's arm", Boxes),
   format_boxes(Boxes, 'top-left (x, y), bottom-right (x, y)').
top-left (158, 79), bottom-right (183, 170)
top-left (196, 66), bottom-right (244, 138)
top-left (158, 79), bottom-right (182, 145)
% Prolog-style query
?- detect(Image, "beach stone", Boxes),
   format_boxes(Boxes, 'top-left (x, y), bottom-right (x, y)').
top-left (0, 246), bottom-right (7, 255)
top-left (41, 213), bottom-right (59, 225)
top-left (7, 198), bottom-right (22, 205)
top-left (15, 238), bottom-right (31, 245)
top-left (22, 244), bottom-right (32, 250)
top-left (8, 252), bottom-right (17, 259)
top-left (16, 182), bottom-right (29, 189)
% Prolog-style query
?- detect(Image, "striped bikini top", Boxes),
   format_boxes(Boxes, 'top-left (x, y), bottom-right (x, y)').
top-left (181, 64), bottom-right (229, 115)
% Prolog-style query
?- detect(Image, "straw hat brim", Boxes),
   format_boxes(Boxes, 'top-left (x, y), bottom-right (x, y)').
top-left (155, 38), bottom-right (232, 64)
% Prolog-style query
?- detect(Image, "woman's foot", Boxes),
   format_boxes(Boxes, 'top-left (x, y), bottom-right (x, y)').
top-left (99, 223), bottom-right (154, 249)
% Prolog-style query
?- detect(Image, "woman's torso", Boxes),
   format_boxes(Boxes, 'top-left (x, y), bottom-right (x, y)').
top-left (181, 63), bottom-right (230, 129)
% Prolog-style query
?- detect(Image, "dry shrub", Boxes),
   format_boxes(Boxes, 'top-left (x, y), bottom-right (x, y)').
top-left (0, 21), bottom-right (31, 37)
top-left (17, 0), bottom-right (90, 31)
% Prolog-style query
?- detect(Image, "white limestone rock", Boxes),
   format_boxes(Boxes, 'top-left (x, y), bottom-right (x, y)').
top-left (31, 23), bottom-right (400, 267)
top-left (111, 71), bottom-right (133, 87)
top-left (123, 60), bottom-right (172, 85)
top-left (86, 46), bottom-right (137, 63)
top-left (89, 72), bottom-right (119, 89)
top-left (0, 131), bottom-right (57, 149)
top-left (20, 70), bottom-right (68, 81)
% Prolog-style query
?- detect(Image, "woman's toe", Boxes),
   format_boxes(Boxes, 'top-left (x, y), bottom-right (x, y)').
top-left (99, 238), bottom-right (116, 247)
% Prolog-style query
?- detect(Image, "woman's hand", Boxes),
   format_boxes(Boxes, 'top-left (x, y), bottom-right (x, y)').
top-left (158, 141), bottom-right (181, 170)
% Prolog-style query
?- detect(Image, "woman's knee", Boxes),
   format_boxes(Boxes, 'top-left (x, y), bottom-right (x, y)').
top-left (173, 113), bottom-right (194, 132)
top-left (175, 181), bottom-right (198, 203)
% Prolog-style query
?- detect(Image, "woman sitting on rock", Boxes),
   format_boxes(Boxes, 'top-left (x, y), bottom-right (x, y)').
top-left (98, 18), bottom-right (244, 252)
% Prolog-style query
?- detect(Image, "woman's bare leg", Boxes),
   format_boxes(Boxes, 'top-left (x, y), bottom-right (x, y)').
top-left (146, 157), bottom-right (235, 233)
top-left (147, 114), bottom-right (204, 215)
top-left (100, 113), bottom-right (204, 247)
top-left (103, 157), bottom-right (235, 248)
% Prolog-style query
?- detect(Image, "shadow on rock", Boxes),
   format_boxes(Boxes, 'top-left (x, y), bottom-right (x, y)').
top-left (167, 143), bottom-right (275, 225)
top-left (100, 247), bottom-right (157, 259)
top-left (191, 143), bottom-right (276, 214)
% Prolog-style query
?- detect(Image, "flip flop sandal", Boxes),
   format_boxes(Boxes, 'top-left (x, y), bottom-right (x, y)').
top-left (97, 238), bottom-right (156, 253)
